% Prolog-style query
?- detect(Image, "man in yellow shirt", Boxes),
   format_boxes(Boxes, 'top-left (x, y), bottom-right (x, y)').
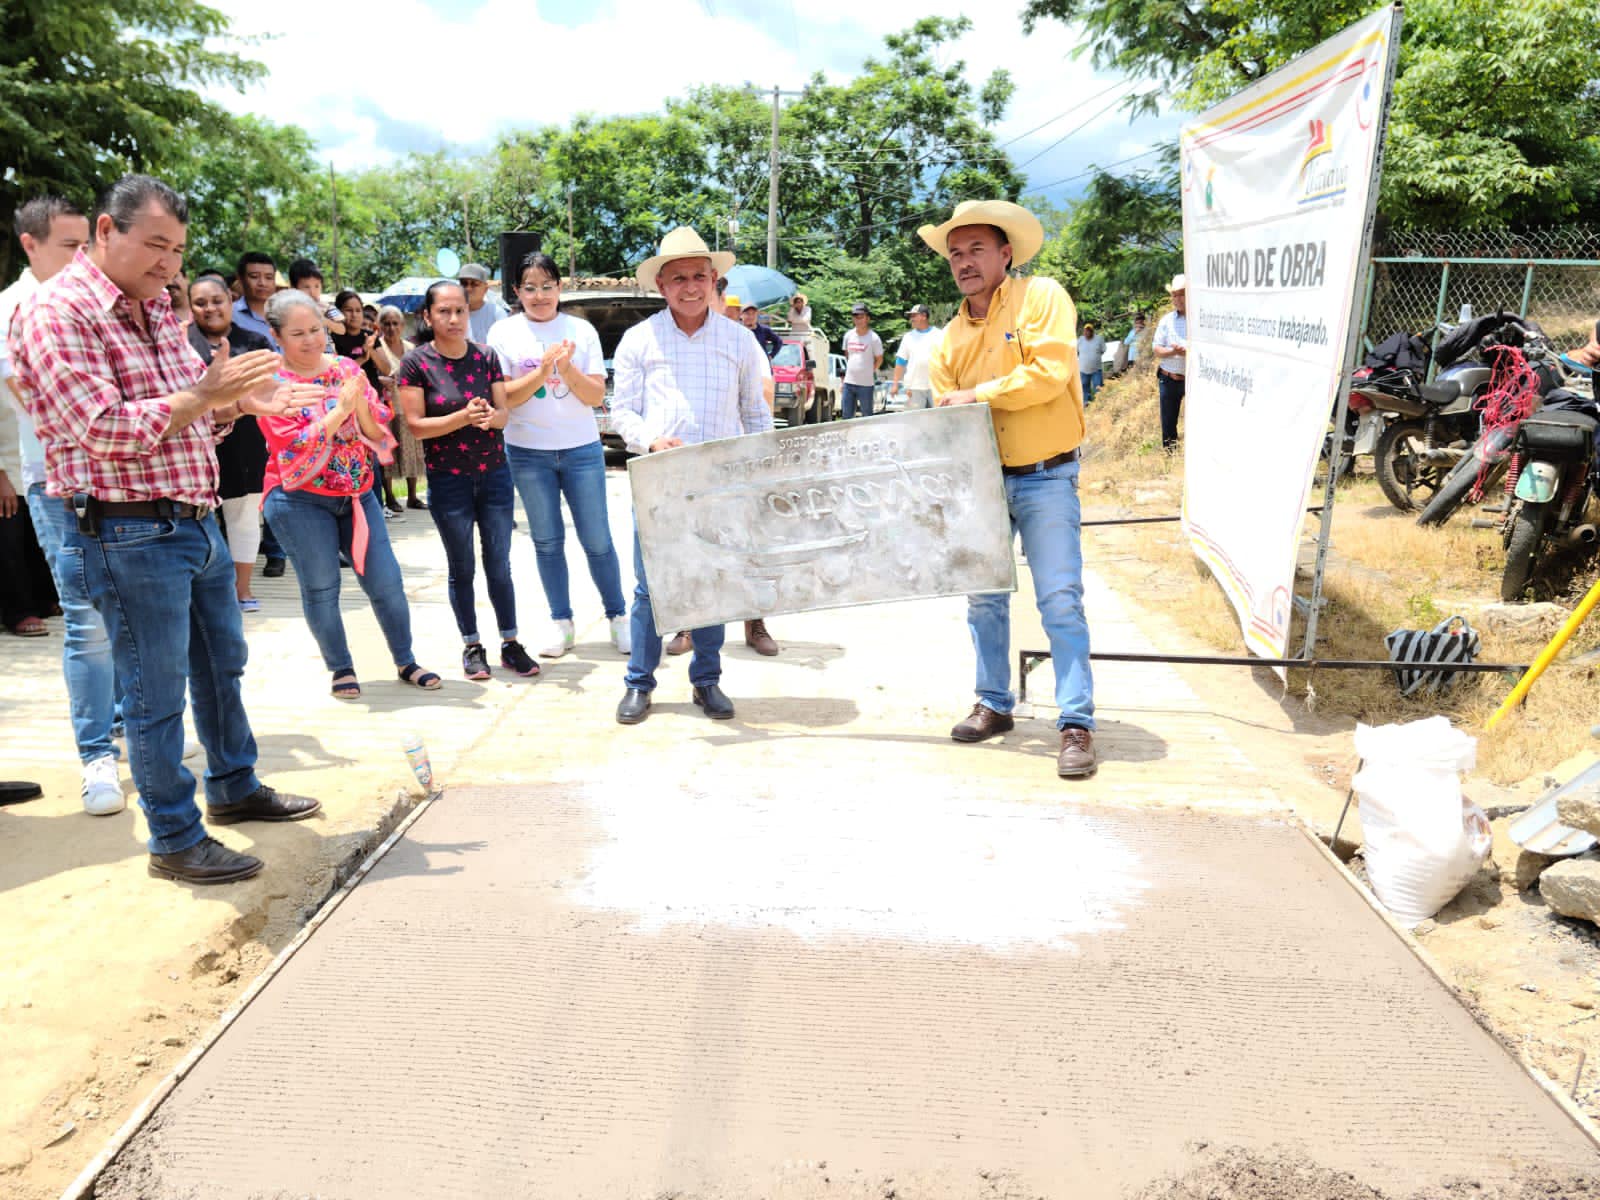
top-left (923, 200), bottom-right (1096, 778)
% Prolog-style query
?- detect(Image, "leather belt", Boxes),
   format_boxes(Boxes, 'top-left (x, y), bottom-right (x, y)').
top-left (1002, 449), bottom-right (1077, 476)
top-left (68, 498), bottom-right (213, 520)
top-left (1158, 368), bottom-right (1186, 382)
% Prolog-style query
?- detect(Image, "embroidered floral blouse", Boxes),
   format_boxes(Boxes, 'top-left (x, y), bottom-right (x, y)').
top-left (261, 356), bottom-right (395, 499)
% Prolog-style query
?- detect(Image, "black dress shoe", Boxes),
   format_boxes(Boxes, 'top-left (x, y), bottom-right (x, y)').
top-left (692, 684), bottom-right (735, 720)
top-left (263, 558), bottom-right (286, 578)
top-left (149, 836), bottom-right (263, 885)
top-left (616, 688), bottom-right (652, 725)
top-left (207, 784), bottom-right (321, 825)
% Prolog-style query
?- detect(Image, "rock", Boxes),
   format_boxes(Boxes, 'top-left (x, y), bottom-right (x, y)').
top-left (160, 1035), bottom-right (185, 1047)
top-left (1413, 919), bottom-right (1437, 935)
top-left (1132, 489), bottom-right (1171, 507)
top-left (131, 1054), bottom-right (152, 1068)
top-left (1556, 780), bottom-right (1600, 838)
top-left (1476, 601), bottom-right (1567, 639)
top-left (1539, 858), bottom-right (1600, 922)
top-left (1572, 999), bottom-right (1595, 1010)
top-left (1490, 818), bottom-right (1558, 891)
top-left (1477, 913), bottom-right (1501, 930)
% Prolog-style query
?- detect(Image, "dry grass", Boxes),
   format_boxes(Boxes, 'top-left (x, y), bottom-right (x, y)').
top-left (1081, 365), bottom-right (1600, 785)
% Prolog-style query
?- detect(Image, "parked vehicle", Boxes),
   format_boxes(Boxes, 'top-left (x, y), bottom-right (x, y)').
top-left (1365, 360), bottom-right (1492, 510)
top-left (770, 332), bottom-right (838, 427)
top-left (1497, 395), bottom-right (1600, 601)
top-left (556, 279), bottom-right (666, 455)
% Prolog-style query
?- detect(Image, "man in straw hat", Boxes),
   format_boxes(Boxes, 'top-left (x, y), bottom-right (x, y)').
top-left (920, 199), bottom-right (1097, 779)
top-left (1153, 274), bottom-right (1188, 450)
top-left (609, 227), bottom-right (774, 725)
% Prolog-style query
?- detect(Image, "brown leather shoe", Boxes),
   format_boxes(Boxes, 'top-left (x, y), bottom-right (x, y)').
top-left (950, 703), bottom-right (1014, 743)
top-left (148, 836), bottom-right (263, 885)
top-left (207, 784), bottom-right (322, 825)
top-left (1057, 726), bottom-right (1097, 778)
top-left (744, 618), bottom-right (779, 656)
top-left (666, 631), bottom-right (692, 656)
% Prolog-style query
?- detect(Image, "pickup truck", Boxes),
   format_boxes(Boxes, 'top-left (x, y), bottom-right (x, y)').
top-left (771, 331), bottom-right (838, 427)
top-left (555, 279), bottom-right (666, 454)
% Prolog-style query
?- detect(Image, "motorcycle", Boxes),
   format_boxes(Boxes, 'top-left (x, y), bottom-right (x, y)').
top-left (1362, 359), bottom-right (1491, 511)
top-left (1415, 315), bottom-right (1566, 527)
top-left (1496, 393), bottom-right (1600, 601)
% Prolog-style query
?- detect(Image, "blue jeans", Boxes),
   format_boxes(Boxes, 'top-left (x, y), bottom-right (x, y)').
top-left (70, 511), bottom-right (261, 855)
top-left (26, 484), bottom-right (122, 763)
top-left (968, 458), bottom-right (1094, 730)
top-left (624, 527), bottom-right (723, 692)
top-left (1079, 370), bottom-right (1103, 404)
top-left (262, 488), bottom-right (416, 673)
top-left (506, 441), bottom-right (626, 622)
top-left (427, 466), bottom-right (518, 642)
top-left (842, 382), bottom-right (875, 420)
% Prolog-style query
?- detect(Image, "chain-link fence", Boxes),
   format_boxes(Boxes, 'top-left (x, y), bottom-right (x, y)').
top-left (1360, 226), bottom-right (1600, 368)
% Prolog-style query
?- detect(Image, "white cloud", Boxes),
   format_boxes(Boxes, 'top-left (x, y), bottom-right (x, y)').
top-left (206, 0), bottom-right (1179, 194)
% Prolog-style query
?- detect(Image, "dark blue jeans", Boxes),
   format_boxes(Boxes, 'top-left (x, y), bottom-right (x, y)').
top-left (624, 526), bottom-right (723, 692)
top-left (69, 512), bottom-right (261, 855)
top-left (506, 440), bottom-right (626, 621)
top-left (262, 487), bottom-right (416, 673)
top-left (842, 382), bottom-right (875, 420)
top-left (427, 465), bottom-right (518, 642)
top-left (1158, 372), bottom-right (1186, 449)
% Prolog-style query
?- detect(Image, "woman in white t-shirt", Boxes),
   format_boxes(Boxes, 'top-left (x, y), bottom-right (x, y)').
top-left (487, 252), bottom-right (629, 659)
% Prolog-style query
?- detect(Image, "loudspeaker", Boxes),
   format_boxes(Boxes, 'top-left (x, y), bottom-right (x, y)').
top-left (498, 231), bottom-right (543, 308)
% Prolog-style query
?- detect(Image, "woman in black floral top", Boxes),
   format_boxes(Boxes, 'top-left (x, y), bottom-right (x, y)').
top-left (398, 281), bottom-right (536, 681)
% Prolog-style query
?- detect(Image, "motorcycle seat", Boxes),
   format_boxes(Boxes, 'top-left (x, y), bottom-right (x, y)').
top-left (1524, 409), bottom-right (1598, 430)
top-left (1420, 381), bottom-right (1461, 406)
top-left (1520, 409), bottom-right (1597, 453)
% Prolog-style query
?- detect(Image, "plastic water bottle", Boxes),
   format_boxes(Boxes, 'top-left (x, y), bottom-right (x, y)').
top-left (400, 733), bottom-right (433, 791)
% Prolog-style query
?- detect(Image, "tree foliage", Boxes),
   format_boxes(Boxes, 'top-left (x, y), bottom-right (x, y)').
top-left (1021, 0), bottom-right (1600, 231)
top-left (0, 0), bottom-right (264, 279)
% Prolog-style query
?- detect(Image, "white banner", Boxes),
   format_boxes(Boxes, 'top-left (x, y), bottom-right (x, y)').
top-left (1179, 6), bottom-right (1400, 662)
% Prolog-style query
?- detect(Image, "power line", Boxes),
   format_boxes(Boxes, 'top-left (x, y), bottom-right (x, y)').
top-left (1025, 143), bottom-right (1169, 193)
top-left (994, 78), bottom-right (1131, 150)
top-left (1013, 87), bottom-right (1144, 171)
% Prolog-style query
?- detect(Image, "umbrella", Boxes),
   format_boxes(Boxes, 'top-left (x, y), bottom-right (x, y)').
top-left (374, 275), bottom-right (449, 314)
top-left (722, 264), bottom-right (796, 310)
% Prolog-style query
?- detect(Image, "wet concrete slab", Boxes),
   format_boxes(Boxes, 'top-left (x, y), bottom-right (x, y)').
top-left (629, 406), bottom-right (1015, 634)
top-left (94, 783), bottom-right (1600, 1200)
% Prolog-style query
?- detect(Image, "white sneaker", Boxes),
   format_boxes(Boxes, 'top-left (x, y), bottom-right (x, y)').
top-left (81, 754), bottom-right (126, 816)
top-left (610, 615), bottom-right (632, 656)
top-left (539, 619), bottom-right (576, 659)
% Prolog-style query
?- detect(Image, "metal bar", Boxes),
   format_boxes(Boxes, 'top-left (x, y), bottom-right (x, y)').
top-left (1358, 261), bottom-right (1376, 350)
top-left (1519, 262), bottom-right (1536, 318)
top-left (1427, 260), bottom-right (1451, 384)
top-left (1085, 506), bottom-right (1325, 529)
top-left (1370, 256), bottom-right (1599, 268)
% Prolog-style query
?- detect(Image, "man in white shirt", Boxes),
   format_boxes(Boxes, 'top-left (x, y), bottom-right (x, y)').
top-left (1152, 275), bottom-right (1189, 450)
top-left (890, 303), bottom-right (942, 409)
top-left (610, 228), bottom-right (773, 725)
top-left (460, 262), bottom-right (508, 342)
top-left (1075, 321), bottom-right (1107, 405)
top-left (841, 302), bottom-right (883, 418)
top-left (2, 195), bottom-right (130, 816)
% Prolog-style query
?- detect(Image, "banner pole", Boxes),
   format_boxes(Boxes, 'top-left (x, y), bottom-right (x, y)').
top-left (1298, 4), bottom-right (1405, 661)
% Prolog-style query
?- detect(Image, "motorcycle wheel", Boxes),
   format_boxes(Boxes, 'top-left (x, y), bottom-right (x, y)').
top-left (1374, 419), bottom-right (1445, 511)
top-left (1501, 501), bottom-right (1548, 602)
top-left (1416, 447), bottom-right (1505, 527)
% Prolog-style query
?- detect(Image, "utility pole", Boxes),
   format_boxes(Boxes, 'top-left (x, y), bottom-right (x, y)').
top-left (767, 84), bottom-right (780, 269)
top-left (567, 189), bottom-right (576, 279)
top-left (329, 162), bottom-right (339, 288)
top-left (462, 193), bottom-right (473, 257)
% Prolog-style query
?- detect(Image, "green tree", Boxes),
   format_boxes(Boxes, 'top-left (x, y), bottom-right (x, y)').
top-left (1022, 0), bottom-right (1600, 230)
top-left (0, 0), bottom-right (264, 281)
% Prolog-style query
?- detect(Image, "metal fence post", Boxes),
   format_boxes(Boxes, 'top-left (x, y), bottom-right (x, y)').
top-left (1358, 262), bottom-right (1377, 351)
top-left (1520, 262), bottom-right (1535, 317)
top-left (1427, 261), bottom-right (1451, 382)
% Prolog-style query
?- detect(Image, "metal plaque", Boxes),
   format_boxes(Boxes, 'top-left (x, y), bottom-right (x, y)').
top-left (629, 405), bottom-right (1016, 634)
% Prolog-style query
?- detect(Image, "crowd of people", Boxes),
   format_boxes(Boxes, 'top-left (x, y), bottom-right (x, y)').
top-left (2, 172), bottom-right (1111, 888)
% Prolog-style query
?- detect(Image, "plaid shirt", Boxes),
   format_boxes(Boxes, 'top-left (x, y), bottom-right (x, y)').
top-left (9, 248), bottom-right (217, 505)
top-left (609, 309), bottom-right (772, 455)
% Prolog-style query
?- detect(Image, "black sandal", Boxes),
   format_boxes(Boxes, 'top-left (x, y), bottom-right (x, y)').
top-left (397, 663), bottom-right (441, 690)
top-left (331, 670), bottom-right (362, 700)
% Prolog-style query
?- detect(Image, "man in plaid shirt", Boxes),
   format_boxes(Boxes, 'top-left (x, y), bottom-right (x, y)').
top-left (10, 175), bottom-right (325, 885)
top-left (610, 227), bottom-right (772, 725)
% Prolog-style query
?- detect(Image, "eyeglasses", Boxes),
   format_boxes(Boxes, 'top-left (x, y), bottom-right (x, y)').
top-left (519, 283), bottom-right (560, 296)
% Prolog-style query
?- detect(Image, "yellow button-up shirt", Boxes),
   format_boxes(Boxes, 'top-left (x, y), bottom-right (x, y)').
top-left (928, 274), bottom-right (1085, 467)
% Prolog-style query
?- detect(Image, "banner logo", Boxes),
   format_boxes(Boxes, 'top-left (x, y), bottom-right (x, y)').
top-left (1298, 118), bottom-right (1349, 205)
top-left (1300, 119), bottom-right (1332, 173)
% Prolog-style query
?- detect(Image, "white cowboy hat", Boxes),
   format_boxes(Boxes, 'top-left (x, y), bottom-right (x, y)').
top-left (635, 227), bottom-right (736, 294)
top-left (1167, 274), bottom-right (1188, 292)
top-left (917, 200), bottom-right (1045, 269)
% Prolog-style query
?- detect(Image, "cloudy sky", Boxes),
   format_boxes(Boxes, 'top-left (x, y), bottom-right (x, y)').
top-left (207, 0), bottom-right (1179, 202)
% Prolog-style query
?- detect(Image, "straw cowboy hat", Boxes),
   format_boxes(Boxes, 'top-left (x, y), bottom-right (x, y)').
top-left (918, 200), bottom-right (1045, 269)
top-left (1167, 274), bottom-right (1188, 292)
top-left (636, 227), bottom-right (736, 294)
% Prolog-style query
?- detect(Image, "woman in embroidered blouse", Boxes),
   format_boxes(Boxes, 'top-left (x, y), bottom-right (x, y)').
top-left (259, 290), bottom-right (441, 699)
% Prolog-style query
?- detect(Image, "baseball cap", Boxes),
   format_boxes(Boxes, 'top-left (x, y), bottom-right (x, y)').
top-left (458, 263), bottom-right (490, 282)
top-left (851, 302), bottom-right (870, 315)
top-left (906, 303), bottom-right (929, 316)
top-left (724, 293), bottom-right (742, 307)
